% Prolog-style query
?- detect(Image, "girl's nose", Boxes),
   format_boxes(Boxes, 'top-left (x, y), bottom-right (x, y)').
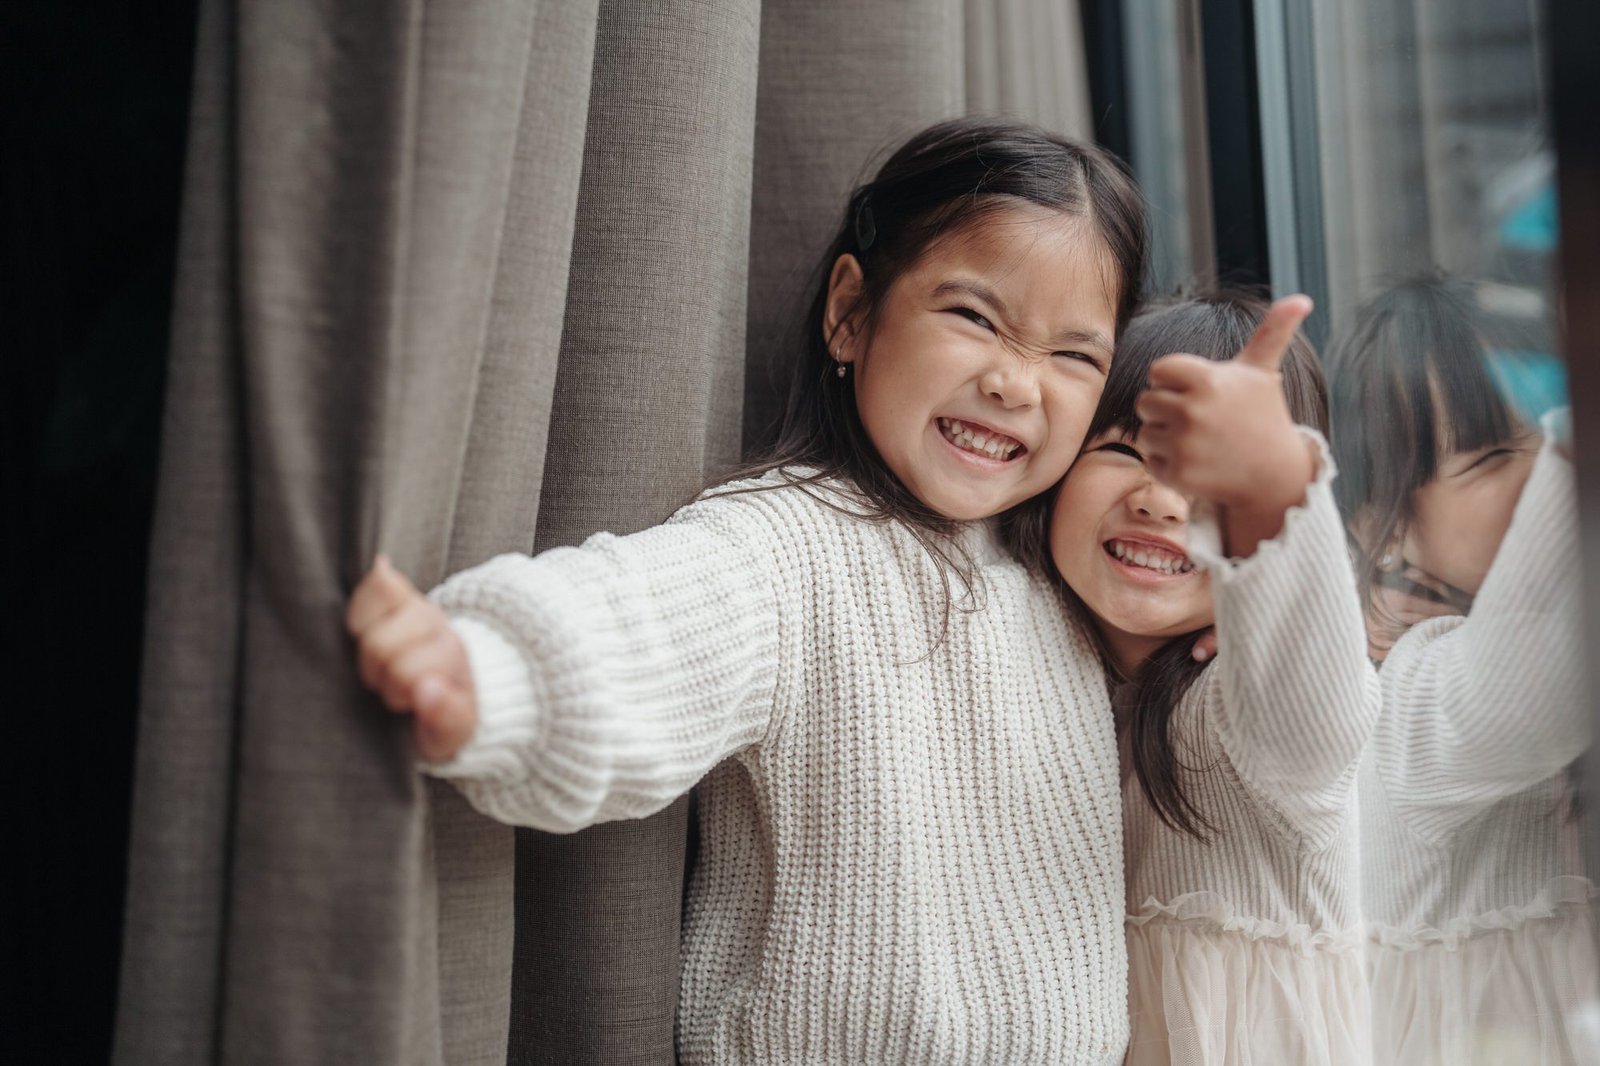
top-left (1130, 478), bottom-right (1188, 524)
top-left (979, 359), bottom-right (1042, 409)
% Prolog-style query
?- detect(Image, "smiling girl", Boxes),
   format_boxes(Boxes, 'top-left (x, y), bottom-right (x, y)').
top-left (345, 118), bottom-right (1149, 1065)
top-left (1007, 292), bottom-right (1381, 1064)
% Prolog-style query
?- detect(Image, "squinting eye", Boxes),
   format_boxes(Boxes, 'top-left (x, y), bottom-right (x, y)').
top-left (950, 307), bottom-right (996, 332)
top-left (1099, 441), bottom-right (1142, 461)
top-left (1054, 350), bottom-right (1102, 369)
top-left (1466, 447), bottom-right (1513, 471)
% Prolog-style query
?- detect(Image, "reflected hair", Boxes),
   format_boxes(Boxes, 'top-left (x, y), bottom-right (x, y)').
top-left (1325, 273), bottom-right (1524, 615)
top-left (718, 116), bottom-right (1147, 619)
top-left (1003, 289), bottom-right (1329, 839)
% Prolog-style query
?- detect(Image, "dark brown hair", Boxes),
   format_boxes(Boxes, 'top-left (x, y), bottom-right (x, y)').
top-left (1003, 289), bottom-right (1329, 839)
top-left (724, 117), bottom-right (1148, 609)
top-left (1325, 273), bottom-right (1525, 614)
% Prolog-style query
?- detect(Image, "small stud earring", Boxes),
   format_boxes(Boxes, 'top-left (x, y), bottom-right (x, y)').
top-left (1379, 552), bottom-right (1395, 570)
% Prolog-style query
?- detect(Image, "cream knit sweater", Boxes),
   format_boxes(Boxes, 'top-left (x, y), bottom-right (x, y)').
top-left (425, 472), bottom-right (1128, 1065)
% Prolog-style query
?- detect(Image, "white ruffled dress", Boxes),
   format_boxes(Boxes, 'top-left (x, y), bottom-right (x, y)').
top-left (1120, 433), bottom-right (1382, 1065)
top-left (1360, 438), bottom-right (1600, 1066)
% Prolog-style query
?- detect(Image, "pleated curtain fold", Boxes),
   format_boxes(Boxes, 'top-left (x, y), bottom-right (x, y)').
top-left (113, 2), bottom-right (1088, 1064)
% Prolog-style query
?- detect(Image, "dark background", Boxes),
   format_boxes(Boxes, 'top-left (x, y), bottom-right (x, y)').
top-left (5, 2), bottom-right (197, 1059)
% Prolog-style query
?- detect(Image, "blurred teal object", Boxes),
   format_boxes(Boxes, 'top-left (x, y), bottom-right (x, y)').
top-left (1500, 184), bottom-right (1557, 252)
top-left (1489, 347), bottom-right (1568, 423)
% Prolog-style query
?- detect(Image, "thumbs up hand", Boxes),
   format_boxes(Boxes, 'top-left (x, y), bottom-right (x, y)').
top-left (1133, 295), bottom-right (1319, 555)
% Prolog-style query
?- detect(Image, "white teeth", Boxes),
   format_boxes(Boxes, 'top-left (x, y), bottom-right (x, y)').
top-left (939, 417), bottom-right (1022, 460)
top-left (1108, 539), bottom-right (1192, 575)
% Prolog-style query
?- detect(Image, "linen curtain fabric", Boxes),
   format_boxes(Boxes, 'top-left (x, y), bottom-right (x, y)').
top-left (114, 2), bottom-right (1088, 1065)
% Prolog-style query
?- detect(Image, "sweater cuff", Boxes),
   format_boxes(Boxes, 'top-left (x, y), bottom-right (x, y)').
top-left (419, 615), bottom-right (542, 781)
top-left (1187, 426), bottom-right (1336, 575)
top-left (1541, 405), bottom-right (1572, 452)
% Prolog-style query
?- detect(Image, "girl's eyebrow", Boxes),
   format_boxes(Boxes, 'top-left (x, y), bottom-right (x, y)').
top-left (931, 278), bottom-right (1008, 312)
top-left (929, 278), bottom-right (1112, 355)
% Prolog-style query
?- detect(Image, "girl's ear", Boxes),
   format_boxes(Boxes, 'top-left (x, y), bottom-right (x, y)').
top-left (823, 254), bottom-right (866, 361)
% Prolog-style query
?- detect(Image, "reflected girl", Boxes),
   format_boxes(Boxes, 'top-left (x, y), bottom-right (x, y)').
top-left (1329, 274), bottom-right (1597, 1065)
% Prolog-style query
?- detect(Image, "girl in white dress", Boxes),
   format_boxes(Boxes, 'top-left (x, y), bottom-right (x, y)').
top-left (1328, 275), bottom-right (1597, 1066)
top-left (1006, 291), bottom-right (1381, 1064)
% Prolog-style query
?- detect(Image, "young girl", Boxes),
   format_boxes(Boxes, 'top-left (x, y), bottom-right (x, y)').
top-left (346, 118), bottom-right (1157, 1064)
top-left (1006, 292), bottom-right (1381, 1064)
top-left (1328, 275), bottom-right (1597, 1066)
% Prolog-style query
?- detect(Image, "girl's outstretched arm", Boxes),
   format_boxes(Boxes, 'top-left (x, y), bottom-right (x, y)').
top-left (348, 488), bottom-right (786, 833)
top-left (1373, 437), bottom-right (1588, 839)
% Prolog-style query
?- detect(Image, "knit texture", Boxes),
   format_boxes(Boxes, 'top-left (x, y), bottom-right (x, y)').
top-left (426, 471), bottom-right (1128, 1065)
top-left (1119, 432), bottom-right (1381, 1065)
top-left (1361, 436), bottom-right (1591, 935)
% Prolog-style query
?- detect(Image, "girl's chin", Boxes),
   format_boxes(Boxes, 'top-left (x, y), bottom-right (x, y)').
top-left (1095, 604), bottom-right (1211, 645)
top-left (917, 482), bottom-right (1028, 522)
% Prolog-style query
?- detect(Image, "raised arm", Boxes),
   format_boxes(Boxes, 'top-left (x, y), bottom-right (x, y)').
top-left (1194, 433), bottom-right (1381, 845)
top-left (1373, 439), bottom-right (1587, 838)
top-left (1135, 297), bottom-right (1380, 844)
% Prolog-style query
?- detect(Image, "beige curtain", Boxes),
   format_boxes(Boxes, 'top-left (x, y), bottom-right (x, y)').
top-left (114, 2), bottom-right (1089, 1065)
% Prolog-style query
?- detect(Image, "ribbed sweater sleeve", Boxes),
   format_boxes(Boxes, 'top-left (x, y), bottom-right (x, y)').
top-left (419, 489), bottom-right (784, 833)
top-left (1374, 439), bottom-right (1588, 840)
top-left (1192, 430), bottom-right (1381, 848)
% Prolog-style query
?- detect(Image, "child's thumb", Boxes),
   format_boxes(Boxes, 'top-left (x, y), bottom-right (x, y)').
top-left (413, 676), bottom-right (476, 763)
top-left (1236, 295), bottom-right (1313, 372)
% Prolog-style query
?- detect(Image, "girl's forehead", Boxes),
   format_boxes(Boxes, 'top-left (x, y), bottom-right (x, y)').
top-left (915, 205), bottom-right (1115, 288)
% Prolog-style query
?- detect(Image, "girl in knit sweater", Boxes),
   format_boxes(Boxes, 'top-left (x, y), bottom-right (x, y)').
top-left (343, 117), bottom-right (1175, 1065)
top-left (1006, 292), bottom-right (1382, 1065)
top-left (1328, 275), bottom-right (1596, 1066)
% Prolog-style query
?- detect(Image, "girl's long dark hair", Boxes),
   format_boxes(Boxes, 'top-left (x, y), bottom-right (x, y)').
top-left (717, 117), bottom-right (1147, 609)
top-left (1324, 273), bottom-right (1525, 616)
top-left (1004, 290), bottom-right (1329, 839)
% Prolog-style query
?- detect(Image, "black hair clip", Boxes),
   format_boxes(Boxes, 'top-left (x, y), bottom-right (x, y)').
top-left (854, 197), bottom-right (877, 251)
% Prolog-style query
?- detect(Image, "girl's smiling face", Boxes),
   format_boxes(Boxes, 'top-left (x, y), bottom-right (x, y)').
top-left (826, 202), bottom-right (1121, 521)
top-left (1049, 429), bottom-right (1214, 676)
